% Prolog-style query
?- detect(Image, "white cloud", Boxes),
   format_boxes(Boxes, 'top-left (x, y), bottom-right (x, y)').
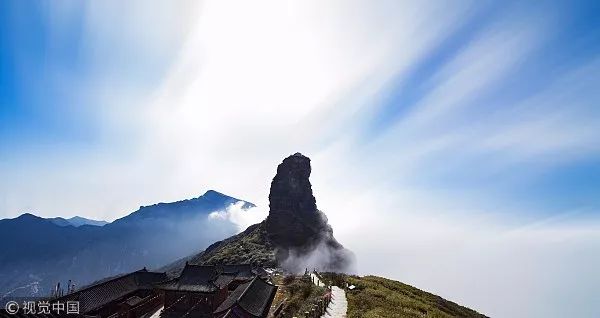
top-left (317, 186), bottom-right (600, 318)
top-left (2, 1), bottom-right (599, 317)
top-left (208, 201), bottom-right (268, 232)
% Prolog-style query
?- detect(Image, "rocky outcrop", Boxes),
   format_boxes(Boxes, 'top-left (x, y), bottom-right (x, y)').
top-left (165, 153), bottom-right (354, 274)
top-left (265, 153), bottom-right (354, 273)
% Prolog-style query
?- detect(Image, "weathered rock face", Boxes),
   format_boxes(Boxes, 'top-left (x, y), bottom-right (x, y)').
top-left (265, 153), bottom-right (354, 273)
top-left (162, 153), bottom-right (354, 274)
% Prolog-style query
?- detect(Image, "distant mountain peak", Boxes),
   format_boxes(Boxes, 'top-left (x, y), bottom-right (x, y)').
top-left (200, 190), bottom-right (256, 209)
top-left (113, 190), bottom-right (255, 224)
top-left (45, 216), bottom-right (108, 227)
top-left (6, 213), bottom-right (108, 228)
top-left (203, 189), bottom-right (226, 197)
top-left (15, 213), bottom-right (43, 221)
top-left (66, 216), bottom-right (109, 227)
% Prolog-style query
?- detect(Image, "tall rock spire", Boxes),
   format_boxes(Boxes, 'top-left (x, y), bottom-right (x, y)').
top-left (265, 153), bottom-right (354, 272)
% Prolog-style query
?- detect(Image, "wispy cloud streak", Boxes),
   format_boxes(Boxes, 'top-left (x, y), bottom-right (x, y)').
top-left (1, 1), bottom-right (599, 317)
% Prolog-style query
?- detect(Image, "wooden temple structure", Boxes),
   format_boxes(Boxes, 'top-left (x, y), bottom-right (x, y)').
top-left (58, 268), bottom-right (167, 318)
top-left (42, 263), bottom-right (276, 318)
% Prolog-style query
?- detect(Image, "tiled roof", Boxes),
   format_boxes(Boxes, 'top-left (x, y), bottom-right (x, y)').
top-left (214, 273), bottom-right (236, 288)
top-left (213, 281), bottom-right (251, 314)
top-left (58, 269), bottom-right (167, 314)
top-left (135, 271), bottom-right (170, 288)
top-left (124, 296), bottom-right (143, 307)
top-left (251, 267), bottom-right (270, 280)
top-left (218, 264), bottom-right (257, 281)
top-left (214, 277), bottom-right (277, 318)
top-left (158, 264), bottom-right (219, 292)
top-left (237, 277), bottom-right (277, 317)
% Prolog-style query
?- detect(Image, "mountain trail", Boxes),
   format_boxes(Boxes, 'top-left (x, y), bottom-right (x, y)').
top-left (310, 273), bottom-right (347, 318)
top-left (321, 286), bottom-right (347, 318)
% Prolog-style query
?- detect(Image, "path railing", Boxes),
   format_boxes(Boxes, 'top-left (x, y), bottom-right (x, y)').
top-left (304, 270), bottom-right (332, 318)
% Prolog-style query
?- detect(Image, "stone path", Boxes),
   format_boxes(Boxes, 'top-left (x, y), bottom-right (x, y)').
top-left (310, 273), bottom-right (348, 318)
top-left (321, 286), bottom-right (347, 318)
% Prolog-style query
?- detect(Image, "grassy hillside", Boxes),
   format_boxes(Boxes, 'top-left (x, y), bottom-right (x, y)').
top-left (195, 221), bottom-right (276, 266)
top-left (321, 274), bottom-right (488, 318)
top-left (269, 275), bottom-right (327, 318)
top-left (160, 221), bottom-right (277, 275)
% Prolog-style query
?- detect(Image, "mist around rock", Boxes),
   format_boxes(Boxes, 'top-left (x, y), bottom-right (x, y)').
top-left (175, 153), bottom-right (356, 275)
top-left (265, 153), bottom-right (355, 273)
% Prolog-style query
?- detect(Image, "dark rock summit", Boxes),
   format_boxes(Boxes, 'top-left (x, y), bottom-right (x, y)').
top-left (170, 153), bottom-right (354, 274)
top-left (266, 153), bottom-right (354, 272)
top-left (266, 153), bottom-right (325, 247)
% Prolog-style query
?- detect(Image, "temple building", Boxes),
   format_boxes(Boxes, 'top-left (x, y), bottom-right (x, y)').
top-left (158, 264), bottom-right (228, 316)
top-left (217, 264), bottom-right (269, 291)
top-left (158, 263), bottom-right (276, 318)
top-left (25, 263), bottom-right (277, 318)
top-left (57, 268), bottom-right (167, 317)
top-left (213, 277), bottom-right (278, 318)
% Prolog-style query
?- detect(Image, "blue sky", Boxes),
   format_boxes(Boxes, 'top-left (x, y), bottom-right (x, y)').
top-left (0, 1), bottom-right (183, 150)
top-left (1, 1), bottom-right (599, 317)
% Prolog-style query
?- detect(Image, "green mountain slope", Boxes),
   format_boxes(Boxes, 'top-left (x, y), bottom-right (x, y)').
top-left (161, 222), bottom-right (277, 276)
top-left (343, 275), bottom-right (488, 318)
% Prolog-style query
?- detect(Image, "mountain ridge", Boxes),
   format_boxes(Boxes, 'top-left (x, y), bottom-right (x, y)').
top-left (112, 190), bottom-right (254, 224)
top-left (49, 216), bottom-right (109, 227)
top-left (0, 190), bottom-right (252, 298)
top-left (1, 190), bottom-right (251, 225)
